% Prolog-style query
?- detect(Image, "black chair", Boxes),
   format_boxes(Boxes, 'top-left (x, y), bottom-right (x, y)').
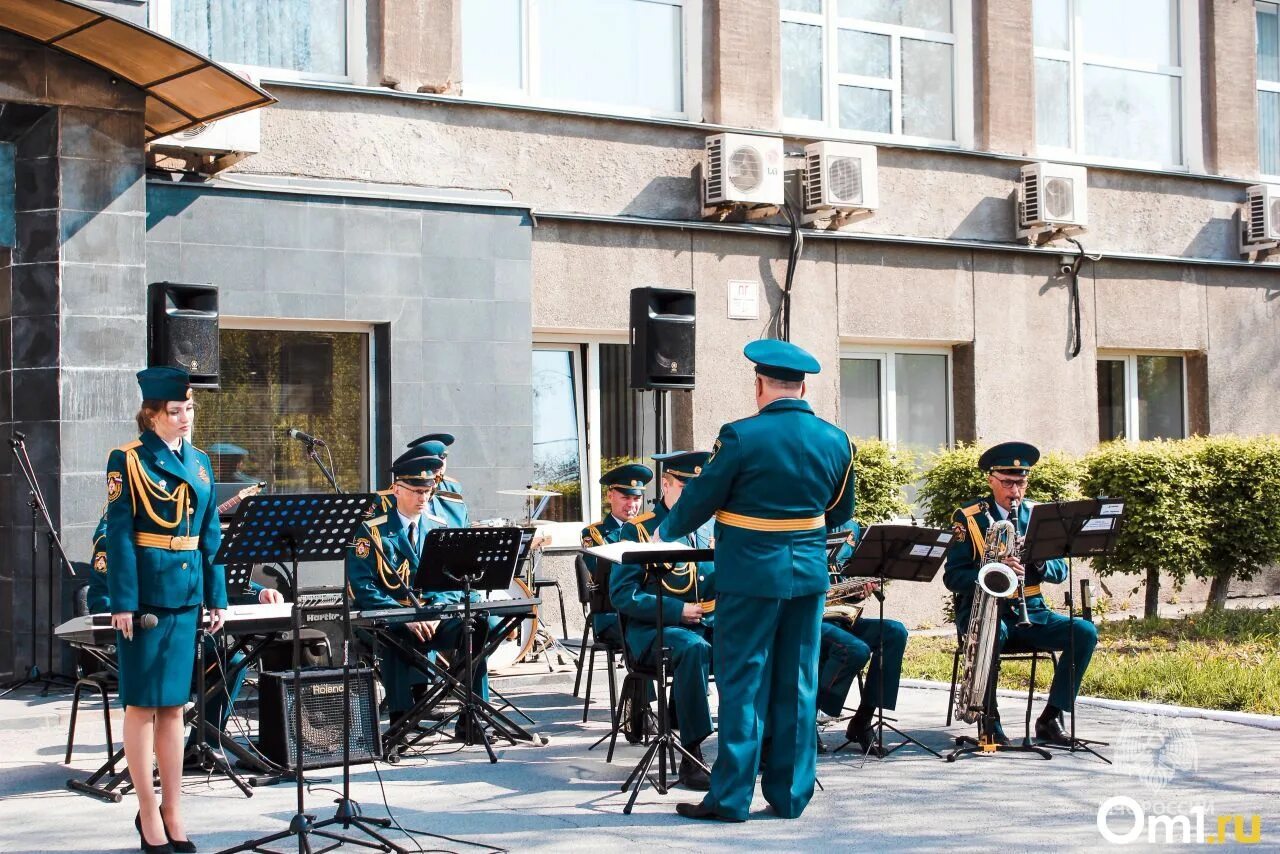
top-left (946, 638), bottom-right (1058, 743)
top-left (64, 581), bottom-right (118, 771)
top-left (573, 555), bottom-right (622, 723)
top-left (595, 611), bottom-right (666, 764)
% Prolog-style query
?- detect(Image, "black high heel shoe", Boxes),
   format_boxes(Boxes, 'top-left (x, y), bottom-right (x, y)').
top-left (135, 811), bottom-right (175, 854)
top-left (159, 806), bottom-right (198, 853)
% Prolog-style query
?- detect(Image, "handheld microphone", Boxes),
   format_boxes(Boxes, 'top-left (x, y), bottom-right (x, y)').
top-left (12, 430), bottom-right (26, 441)
top-left (286, 427), bottom-right (325, 446)
top-left (96, 613), bottom-right (159, 630)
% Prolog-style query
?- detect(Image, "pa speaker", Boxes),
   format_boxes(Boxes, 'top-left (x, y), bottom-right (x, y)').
top-left (629, 287), bottom-right (695, 390)
top-left (258, 667), bottom-right (381, 770)
top-left (147, 282), bottom-right (219, 388)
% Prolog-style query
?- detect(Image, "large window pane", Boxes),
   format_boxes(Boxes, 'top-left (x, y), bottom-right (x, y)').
top-left (839, 29), bottom-right (890, 78)
top-left (537, 0), bottom-right (683, 113)
top-left (1033, 0), bottom-right (1070, 50)
top-left (532, 349), bottom-right (582, 523)
top-left (195, 329), bottom-right (368, 499)
top-left (1137, 356), bottom-right (1185, 440)
top-left (1084, 66), bottom-right (1181, 164)
top-left (1260, 3), bottom-right (1280, 82)
top-left (1080, 0), bottom-right (1179, 65)
top-left (839, 0), bottom-right (951, 32)
top-left (461, 0), bottom-right (523, 93)
top-left (840, 358), bottom-right (882, 440)
top-left (1097, 360), bottom-right (1126, 442)
top-left (902, 39), bottom-right (953, 140)
top-left (1035, 58), bottom-right (1072, 148)
top-left (1260, 91), bottom-right (1280, 175)
top-left (894, 354), bottom-right (947, 452)
top-left (783, 21), bottom-right (824, 120)
top-left (172, 0), bottom-right (347, 76)
top-left (839, 85), bottom-right (891, 133)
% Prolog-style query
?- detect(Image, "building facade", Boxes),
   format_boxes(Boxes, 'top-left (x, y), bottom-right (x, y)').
top-left (3, 0), bottom-right (1279, 676)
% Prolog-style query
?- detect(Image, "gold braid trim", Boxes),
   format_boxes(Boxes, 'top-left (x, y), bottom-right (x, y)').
top-left (371, 526), bottom-right (409, 592)
top-left (124, 449), bottom-right (190, 532)
top-left (635, 516), bottom-right (694, 595)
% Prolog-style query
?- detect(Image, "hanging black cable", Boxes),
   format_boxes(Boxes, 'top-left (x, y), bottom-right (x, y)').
top-left (1063, 236), bottom-right (1088, 359)
top-left (775, 201), bottom-right (804, 342)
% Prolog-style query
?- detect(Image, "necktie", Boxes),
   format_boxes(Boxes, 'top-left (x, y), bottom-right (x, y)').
top-left (409, 521), bottom-right (418, 554)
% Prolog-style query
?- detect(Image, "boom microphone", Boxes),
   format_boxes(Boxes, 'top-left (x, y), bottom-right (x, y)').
top-left (286, 427), bottom-right (325, 446)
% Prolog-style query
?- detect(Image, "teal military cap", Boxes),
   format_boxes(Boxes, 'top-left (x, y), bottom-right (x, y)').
top-left (407, 432), bottom-right (455, 449)
top-left (207, 442), bottom-right (249, 457)
top-left (744, 338), bottom-right (822, 382)
top-left (978, 441), bottom-right (1040, 474)
top-left (137, 366), bottom-right (192, 401)
top-left (654, 450), bottom-right (711, 481)
top-left (601, 463), bottom-right (653, 495)
top-left (391, 451), bottom-right (444, 485)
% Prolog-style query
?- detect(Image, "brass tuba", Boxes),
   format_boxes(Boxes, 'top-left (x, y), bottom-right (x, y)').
top-left (952, 509), bottom-right (1022, 725)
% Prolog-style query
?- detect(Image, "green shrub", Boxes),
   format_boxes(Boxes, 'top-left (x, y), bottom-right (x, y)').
top-left (1081, 440), bottom-right (1208, 618)
top-left (852, 438), bottom-right (915, 525)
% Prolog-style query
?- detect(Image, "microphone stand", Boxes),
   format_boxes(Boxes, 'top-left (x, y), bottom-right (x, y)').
top-left (294, 432), bottom-right (341, 495)
top-left (1, 433), bottom-right (77, 694)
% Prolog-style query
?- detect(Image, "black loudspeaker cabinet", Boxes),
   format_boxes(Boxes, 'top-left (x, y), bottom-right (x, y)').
top-left (629, 287), bottom-right (696, 390)
top-left (147, 282), bottom-right (220, 388)
top-left (258, 667), bottom-right (381, 770)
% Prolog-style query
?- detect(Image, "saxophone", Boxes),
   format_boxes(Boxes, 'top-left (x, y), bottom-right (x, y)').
top-left (823, 576), bottom-right (879, 631)
top-left (952, 506), bottom-right (1022, 725)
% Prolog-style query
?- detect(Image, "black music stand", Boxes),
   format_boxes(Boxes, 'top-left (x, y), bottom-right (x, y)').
top-left (412, 526), bottom-right (529, 763)
top-left (834, 524), bottom-right (947, 760)
top-left (1022, 498), bottom-right (1125, 764)
top-left (589, 542), bottom-right (716, 815)
top-left (214, 492), bottom-right (395, 854)
top-left (223, 562), bottom-right (255, 598)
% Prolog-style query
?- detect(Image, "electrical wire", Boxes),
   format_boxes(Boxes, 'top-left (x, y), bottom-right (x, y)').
top-left (1063, 236), bottom-right (1089, 359)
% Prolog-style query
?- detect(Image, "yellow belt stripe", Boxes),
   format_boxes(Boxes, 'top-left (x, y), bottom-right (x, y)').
top-left (714, 510), bottom-right (825, 532)
top-left (698, 599), bottom-right (716, 613)
top-left (1022, 584), bottom-right (1041, 597)
top-left (133, 533), bottom-right (200, 550)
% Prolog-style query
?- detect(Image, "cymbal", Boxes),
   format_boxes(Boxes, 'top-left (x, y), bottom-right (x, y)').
top-left (497, 488), bottom-right (561, 497)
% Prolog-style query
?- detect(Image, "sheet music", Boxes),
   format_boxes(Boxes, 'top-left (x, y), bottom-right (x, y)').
top-left (584, 540), bottom-right (701, 565)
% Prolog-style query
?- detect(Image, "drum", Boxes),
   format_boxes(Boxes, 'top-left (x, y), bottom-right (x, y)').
top-left (485, 577), bottom-right (539, 672)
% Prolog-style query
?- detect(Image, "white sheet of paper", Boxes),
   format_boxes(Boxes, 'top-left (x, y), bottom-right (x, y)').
top-left (1100, 503), bottom-right (1124, 516)
top-left (909, 544), bottom-right (931, 557)
top-left (584, 540), bottom-right (701, 565)
top-left (936, 532), bottom-right (953, 543)
top-left (929, 546), bottom-right (946, 558)
top-left (1081, 517), bottom-right (1114, 532)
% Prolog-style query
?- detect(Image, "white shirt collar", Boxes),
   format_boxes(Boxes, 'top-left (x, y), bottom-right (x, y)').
top-left (165, 435), bottom-right (183, 452)
top-left (610, 514), bottom-right (629, 527)
top-left (397, 510), bottom-right (421, 531)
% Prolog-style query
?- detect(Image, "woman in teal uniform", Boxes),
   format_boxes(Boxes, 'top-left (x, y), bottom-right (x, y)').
top-left (106, 366), bottom-right (227, 853)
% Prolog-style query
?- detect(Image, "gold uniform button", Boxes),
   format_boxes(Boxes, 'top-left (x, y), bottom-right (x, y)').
top-left (182, 562), bottom-right (189, 569)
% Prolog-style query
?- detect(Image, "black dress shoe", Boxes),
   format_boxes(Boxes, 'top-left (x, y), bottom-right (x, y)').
top-left (845, 717), bottom-right (887, 758)
top-left (159, 806), bottom-right (197, 853)
top-left (675, 802), bottom-right (744, 823)
top-left (135, 812), bottom-right (175, 854)
top-left (678, 747), bottom-right (711, 791)
top-left (1035, 715), bottom-right (1073, 747)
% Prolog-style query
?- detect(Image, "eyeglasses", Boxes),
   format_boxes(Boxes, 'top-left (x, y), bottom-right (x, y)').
top-left (395, 484), bottom-right (433, 496)
top-left (991, 475), bottom-right (1029, 489)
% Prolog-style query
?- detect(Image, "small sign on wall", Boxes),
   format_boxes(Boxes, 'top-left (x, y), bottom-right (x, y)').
top-left (727, 280), bottom-right (759, 320)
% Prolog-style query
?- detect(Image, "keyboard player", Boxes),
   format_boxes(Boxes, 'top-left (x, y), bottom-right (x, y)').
top-left (347, 450), bottom-right (500, 741)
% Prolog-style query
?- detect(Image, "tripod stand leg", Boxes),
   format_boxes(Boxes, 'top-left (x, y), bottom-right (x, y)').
top-left (622, 739), bottom-right (662, 815)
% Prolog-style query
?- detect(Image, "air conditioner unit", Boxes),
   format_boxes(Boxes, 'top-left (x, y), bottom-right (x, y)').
top-left (1240, 183), bottom-right (1280, 254)
top-left (152, 108), bottom-right (261, 159)
top-left (704, 133), bottom-right (784, 207)
top-left (1017, 162), bottom-right (1088, 243)
top-left (803, 141), bottom-right (878, 224)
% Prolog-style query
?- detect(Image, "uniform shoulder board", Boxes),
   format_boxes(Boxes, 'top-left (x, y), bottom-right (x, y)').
top-left (437, 491), bottom-right (464, 502)
top-left (114, 440), bottom-right (143, 452)
top-left (960, 502), bottom-right (984, 518)
top-left (631, 511), bottom-right (656, 525)
top-left (365, 514), bottom-right (389, 529)
top-left (424, 512), bottom-right (447, 525)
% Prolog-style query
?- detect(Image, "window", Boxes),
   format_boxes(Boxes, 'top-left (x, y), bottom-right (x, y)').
top-left (839, 349), bottom-right (951, 452)
top-left (1033, 0), bottom-right (1200, 168)
top-left (193, 326), bottom-right (372, 500)
top-left (1259, 2), bottom-right (1280, 175)
top-left (152, 0), bottom-right (364, 82)
top-left (462, 0), bottom-right (697, 119)
top-left (531, 340), bottom-right (658, 523)
top-left (780, 0), bottom-right (971, 146)
top-left (1096, 353), bottom-right (1186, 442)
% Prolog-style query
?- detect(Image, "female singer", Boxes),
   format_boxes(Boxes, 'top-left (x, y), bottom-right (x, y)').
top-left (106, 366), bottom-right (227, 853)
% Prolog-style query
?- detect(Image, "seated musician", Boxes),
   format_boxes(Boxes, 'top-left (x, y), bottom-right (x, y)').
top-left (87, 509), bottom-right (284, 752)
top-left (942, 441), bottom-right (1097, 747)
top-left (817, 520), bottom-right (908, 756)
top-left (611, 450), bottom-right (716, 791)
top-left (581, 463), bottom-right (654, 645)
top-left (347, 450), bottom-right (498, 741)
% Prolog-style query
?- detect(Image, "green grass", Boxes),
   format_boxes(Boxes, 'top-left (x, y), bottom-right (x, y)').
top-left (904, 608), bottom-right (1280, 716)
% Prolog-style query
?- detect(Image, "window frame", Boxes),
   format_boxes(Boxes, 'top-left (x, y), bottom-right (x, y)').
top-left (1033, 0), bottom-right (1203, 172)
top-left (1096, 350), bottom-right (1189, 442)
top-left (149, 0), bottom-right (367, 85)
top-left (461, 0), bottom-right (702, 122)
top-left (206, 316), bottom-right (377, 490)
top-left (839, 344), bottom-right (954, 450)
top-left (1257, 1), bottom-right (1280, 179)
top-left (780, 0), bottom-right (975, 150)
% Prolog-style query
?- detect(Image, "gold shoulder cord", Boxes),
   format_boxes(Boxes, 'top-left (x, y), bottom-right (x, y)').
top-left (636, 518), bottom-right (694, 594)
top-left (371, 527), bottom-right (409, 592)
top-left (124, 449), bottom-right (190, 533)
